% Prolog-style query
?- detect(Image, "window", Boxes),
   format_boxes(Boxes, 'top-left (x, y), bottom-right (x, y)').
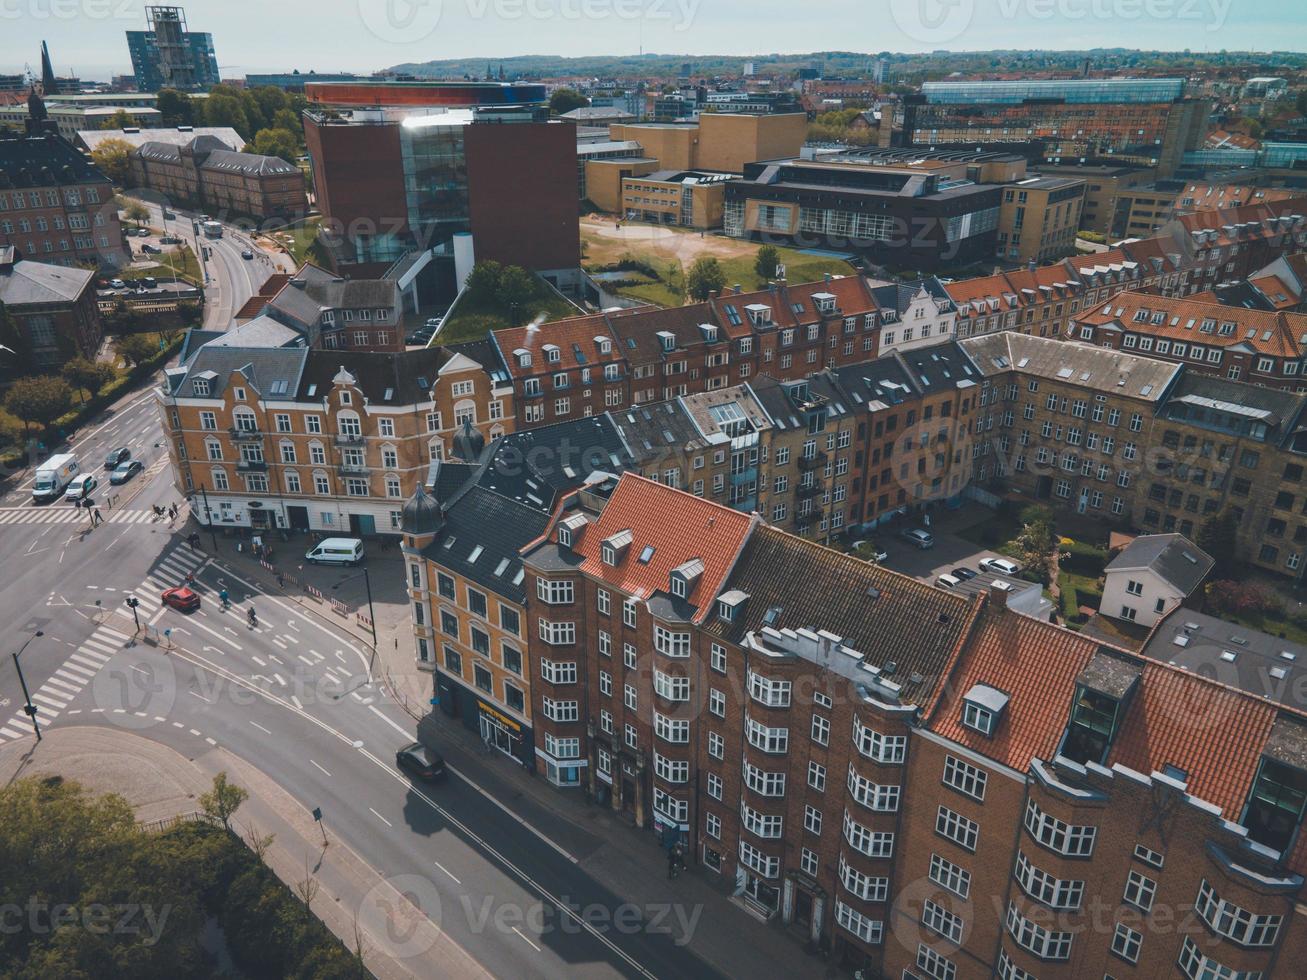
top-left (539, 659), bottom-right (578, 685)
top-left (747, 671), bottom-right (791, 707)
top-left (1123, 870), bottom-right (1156, 912)
top-left (738, 840), bottom-right (779, 879)
top-left (935, 806), bottom-right (978, 852)
top-left (852, 716), bottom-right (906, 763)
top-left (1006, 902), bottom-right (1073, 960)
top-left (710, 643), bottom-right (727, 674)
top-left (708, 731), bottom-right (724, 759)
top-left (653, 788), bottom-right (687, 824)
top-left (500, 606), bottom-right (520, 637)
top-left (843, 810), bottom-right (894, 858)
top-left (742, 761), bottom-right (786, 796)
top-left (705, 812), bottom-right (721, 840)
top-left (709, 688), bottom-right (725, 718)
top-left (707, 773), bottom-right (722, 800)
top-left (654, 712), bottom-right (689, 743)
top-left (803, 804), bottom-right (822, 835)
top-left (474, 665), bottom-right (493, 693)
top-left (811, 713), bottom-right (830, 745)
top-left (535, 578), bottom-right (575, 604)
top-left (537, 620), bottom-right (576, 645)
top-left (942, 756), bottom-right (987, 801)
top-left (653, 752), bottom-right (689, 784)
top-left (541, 698), bottom-right (579, 722)
top-left (654, 625), bottom-right (691, 658)
top-left (653, 670), bottom-right (690, 701)
top-left (1112, 923), bottom-right (1142, 964)
top-left (597, 589), bottom-right (610, 615)
top-left (929, 853), bottom-right (971, 900)
top-left (623, 598), bottom-right (637, 628)
top-left (599, 670), bottom-right (612, 696)
top-left (624, 643), bottom-right (637, 669)
top-left (834, 901), bottom-right (882, 945)
top-left (1178, 935), bottom-right (1264, 980)
top-left (1133, 844), bottom-right (1164, 869)
top-left (745, 716), bottom-right (788, 753)
top-left (1194, 879), bottom-right (1282, 947)
top-left (921, 900), bottom-right (963, 943)
top-left (1014, 851), bottom-right (1084, 910)
top-left (847, 765), bottom-right (900, 812)
top-left (1024, 799), bottom-right (1095, 857)
top-left (740, 800), bottom-right (783, 838)
top-left (915, 943), bottom-right (956, 980)
top-left (808, 761), bottom-right (827, 792)
top-left (624, 683), bottom-right (637, 709)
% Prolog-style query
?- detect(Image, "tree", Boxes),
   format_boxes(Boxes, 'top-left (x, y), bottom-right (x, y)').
top-left (496, 265), bottom-right (536, 321)
top-left (155, 87), bottom-right (195, 126)
top-left (1197, 510), bottom-right (1240, 579)
top-left (61, 357), bottom-right (116, 403)
top-left (271, 107), bottom-right (303, 138)
top-left (1246, 117), bottom-right (1264, 140)
top-left (202, 93), bottom-right (251, 139)
top-left (1298, 90), bottom-right (1307, 119)
top-left (465, 259), bottom-right (503, 297)
top-left (124, 201), bottom-right (150, 228)
top-left (686, 257), bottom-right (726, 301)
top-left (754, 244), bottom-right (781, 281)
top-left (99, 108), bottom-right (135, 131)
top-left (90, 136), bottom-right (134, 185)
top-left (4, 375), bottom-right (72, 433)
top-left (549, 87), bottom-right (589, 116)
top-left (116, 332), bottom-right (160, 368)
top-left (1010, 517), bottom-right (1054, 585)
top-left (248, 127), bottom-right (300, 164)
top-left (200, 771), bottom-right (249, 831)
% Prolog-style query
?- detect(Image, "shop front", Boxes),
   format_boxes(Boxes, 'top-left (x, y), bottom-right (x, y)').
top-left (433, 669), bottom-right (535, 770)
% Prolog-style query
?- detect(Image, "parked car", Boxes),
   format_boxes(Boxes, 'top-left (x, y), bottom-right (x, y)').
top-left (425, 316), bottom-right (443, 329)
top-left (979, 556), bottom-right (1022, 576)
top-left (162, 209), bottom-right (175, 219)
top-left (139, 276), bottom-right (157, 289)
top-left (141, 243), bottom-right (161, 254)
top-left (304, 537), bottom-right (365, 566)
top-left (160, 236), bottom-right (183, 245)
top-left (104, 447), bottom-right (131, 469)
top-left (64, 473), bottom-right (97, 500)
top-left (396, 742), bottom-right (446, 781)
top-left (110, 460), bottom-right (143, 484)
top-left (951, 567), bottom-right (978, 581)
top-left (135, 227), bottom-right (150, 237)
top-left (161, 586), bottom-right (200, 612)
top-left (108, 278), bottom-right (125, 289)
top-left (241, 248), bottom-right (254, 260)
top-left (900, 528), bottom-right (935, 550)
top-left (936, 573), bottom-right (962, 590)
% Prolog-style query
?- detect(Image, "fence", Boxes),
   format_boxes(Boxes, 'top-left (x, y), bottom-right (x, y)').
top-left (139, 810), bottom-right (205, 834)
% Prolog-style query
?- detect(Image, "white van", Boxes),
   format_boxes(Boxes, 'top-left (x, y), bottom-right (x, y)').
top-left (33, 453), bottom-right (79, 503)
top-left (304, 537), bottom-right (365, 566)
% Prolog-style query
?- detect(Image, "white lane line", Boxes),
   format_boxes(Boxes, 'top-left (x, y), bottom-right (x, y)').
top-left (204, 737), bottom-right (216, 746)
top-left (188, 728), bottom-right (201, 736)
top-left (251, 655), bottom-right (266, 667)
top-left (32, 693), bottom-right (66, 709)
top-left (272, 673), bottom-right (286, 686)
top-left (310, 759), bottom-right (331, 777)
top-left (291, 695), bottom-right (303, 710)
top-left (297, 655), bottom-right (315, 667)
top-left (188, 617), bottom-right (242, 650)
top-left (189, 690), bottom-right (211, 702)
top-left (271, 637), bottom-right (287, 650)
top-left (44, 678), bottom-right (80, 696)
top-left (55, 667), bottom-right (91, 683)
top-left (368, 807), bottom-right (392, 828)
top-left (0, 727), bottom-right (20, 738)
top-left (249, 721), bottom-right (272, 735)
top-left (368, 704), bottom-right (414, 741)
top-left (511, 926), bottom-right (541, 952)
top-left (434, 861), bottom-right (461, 885)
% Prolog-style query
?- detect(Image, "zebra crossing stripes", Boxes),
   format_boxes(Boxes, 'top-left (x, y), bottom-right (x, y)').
top-left (1, 623), bottom-right (131, 741)
top-left (0, 507), bottom-right (159, 526)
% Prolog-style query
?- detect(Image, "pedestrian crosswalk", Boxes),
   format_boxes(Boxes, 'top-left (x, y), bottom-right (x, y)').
top-left (0, 545), bottom-right (209, 744)
top-left (0, 507), bottom-right (161, 526)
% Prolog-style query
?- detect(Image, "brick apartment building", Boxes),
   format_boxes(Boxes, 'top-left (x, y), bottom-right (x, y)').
top-left (157, 341), bottom-right (513, 536)
top-left (0, 246), bottom-right (101, 373)
top-left (505, 470), bottom-right (1307, 977)
top-left (1072, 290), bottom-right (1307, 389)
top-left (256, 262), bottom-right (405, 353)
top-left (129, 134), bottom-right (307, 221)
top-left (0, 130), bottom-right (124, 269)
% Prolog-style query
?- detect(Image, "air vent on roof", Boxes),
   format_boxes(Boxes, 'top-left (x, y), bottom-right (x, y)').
top-left (762, 606), bottom-right (782, 626)
top-left (1271, 666), bottom-right (1288, 680)
top-left (1220, 651), bottom-right (1237, 662)
top-left (1281, 651), bottom-right (1297, 661)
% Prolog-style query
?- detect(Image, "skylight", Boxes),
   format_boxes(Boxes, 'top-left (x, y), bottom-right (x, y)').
top-left (467, 545), bottom-right (483, 563)
top-left (638, 545), bottom-right (655, 563)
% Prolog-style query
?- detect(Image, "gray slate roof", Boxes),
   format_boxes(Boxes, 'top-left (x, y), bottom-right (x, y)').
top-left (0, 259), bottom-right (93, 305)
top-left (173, 346), bottom-right (309, 400)
top-left (1107, 533), bottom-right (1214, 596)
top-left (78, 127), bottom-right (242, 152)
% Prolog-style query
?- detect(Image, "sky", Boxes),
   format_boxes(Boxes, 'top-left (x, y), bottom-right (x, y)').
top-left (3, 0), bottom-right (1306, 79)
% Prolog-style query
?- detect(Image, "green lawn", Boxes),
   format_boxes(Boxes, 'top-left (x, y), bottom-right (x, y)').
top-left (278, 216), bottom-right (324, 266)
top-left (1214, 608), bottom-right (1307, 646)
top-left (438, 283), bottom-right (581, 345)
top-left (121, 244), bottom-right (202, 285)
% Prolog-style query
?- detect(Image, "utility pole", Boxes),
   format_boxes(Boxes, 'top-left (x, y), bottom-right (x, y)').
top-left (12, 631), bottom-right (44, 741)
top-left (199, 482), bottom-right (218, 550)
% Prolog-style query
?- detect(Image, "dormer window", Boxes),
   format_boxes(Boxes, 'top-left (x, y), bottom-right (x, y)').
top-left (602, 529), bottom-right (632, 566)
top-left (813, 291), bottom-right (836, 314)
top-left (558, 512), bottom-right (588, 550)
top-left (340, 391), bottom-right (351, 405)
top-left (657, 331), bottom-right (676, 353)
top-left (595, 335), bottom-right (612, 355)
top-left (670, 558), bottom-right (703, 599)
top-left (514, 348), bottom-right (531, 369)
top-left (544, 344), bottom-right (561, 364)
top-left (745, 304), bottom-right (771, 326)
top-left (558, 526), bottom-right (572, 548)
top-left (700, 323), bottom-right (717, 343)
top-left (1242, 733), bottom-right (1307, 853)
top-left (193, 379), bottom-right (210, 397)
top-left (716, 589), bottom-right (749, 622)
top-left (671, 576), bottom-right (687, 598)
top-left (961, 684), bottom-right (1009, 737)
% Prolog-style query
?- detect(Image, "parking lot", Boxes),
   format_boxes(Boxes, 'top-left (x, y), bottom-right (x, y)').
top-left (862, 518), bottom-right (1019, 586)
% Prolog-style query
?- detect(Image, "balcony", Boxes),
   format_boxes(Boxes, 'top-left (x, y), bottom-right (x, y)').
top-left (228, 427), bottom-right (263, 441)
top-left (796, 483), bottom-right (821, 500)
top-left (797, 451), bottom-right (828, 472)
top-left (729, 467), bottom-right (758, 486)
top-left (334, 433), bottom-right (365, 446)
top-left (337, 463), bottom-right (371, 476)
top-left (236, 459), bottom-right (268, 472)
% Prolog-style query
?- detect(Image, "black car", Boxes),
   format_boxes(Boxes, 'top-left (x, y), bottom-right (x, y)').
top-left (396, 742), bottom-right (446, 781)
top-left (110, 459), bottom-right (144, 485)
top-left (952, 567), bottom-right (978, 581)
top-left (104, 447), bottom-right (131, 469)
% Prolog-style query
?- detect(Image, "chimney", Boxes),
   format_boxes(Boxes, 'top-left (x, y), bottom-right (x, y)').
top-left (988, 580), bottom-right (1011, 605)
top-left (733, 284), bottom-right (742, 294)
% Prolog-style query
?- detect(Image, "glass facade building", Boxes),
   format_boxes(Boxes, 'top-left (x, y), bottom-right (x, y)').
top-left (922, 78), bottom-right (1186, 105)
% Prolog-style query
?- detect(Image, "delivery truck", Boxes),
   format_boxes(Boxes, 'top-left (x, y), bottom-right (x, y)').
top-left (33, 453), bottom-right (79, 503)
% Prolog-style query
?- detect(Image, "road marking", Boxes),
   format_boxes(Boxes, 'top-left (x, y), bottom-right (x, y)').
top-left (310, 759), bottom-right (331, 777)
top-left (205, 737), bottom-right (216, 746)
top-left (33, 693), bottom-right (67, 709)
top-left (251, 655), bottom-right (266, 667)
top-left (189, 728), bottom-right (201, 736)
top-left (511, 926), bottom-right (541, 952)
top-left (291, 695), bottom-right (303, 710)
top-left (188, 617), bottom-right (242, 650)
top-left (272, 673), bottom-right (285, 686)
top-left (249, 721), bottom-right (271, 735)
top-left (368, 807), bottom-right (392, 828)
top-left (129, 665), bottom-right (150, 676)
top-left (271, 637), bottom-right (287, 649)
top-left (434, 861), bottom-right (461, 885)
top-left (367, 704), bottom-right (413, 741)
top-left (189, 691), bottom-right (211, 702)
top-left (297, 655), bottom-right (315, 667)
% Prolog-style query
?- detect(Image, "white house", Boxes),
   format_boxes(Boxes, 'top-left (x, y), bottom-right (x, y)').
top-left (1102, 533), bottom-right (1214, 629)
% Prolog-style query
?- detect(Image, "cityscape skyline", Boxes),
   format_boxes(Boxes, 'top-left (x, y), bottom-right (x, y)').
top-left (2, 0), bottom-right (1305, 79)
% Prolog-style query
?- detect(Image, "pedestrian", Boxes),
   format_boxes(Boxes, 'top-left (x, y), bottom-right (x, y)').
top-left (168, 503), bottom-right (177, 519)
top-left (276, 571), bottom-right (284, 588)
top-left (93, 507), bottom-right (103, 525)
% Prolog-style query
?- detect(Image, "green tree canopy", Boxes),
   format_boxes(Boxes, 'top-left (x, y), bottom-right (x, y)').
top-left (116, 333), bottom-right (160, 368)
top-left (61, 357), bottom-right (116, 403)
top-left (123, 201), bottom-right (150, 227)
top-left (155, 88), bottom-right (194, 126)
top-left (1197, 510), bottom-right (1240, 580)
top-left (465, 260), bottom-right (503, 298)
top-left (201, 93), bottom-right (251, 139)
top-left (549, 88), bottom-right (589, 115)
top-left (99, 108), bottom-right (135, 131)
top-left (686, 257), bottom-right (726, 301)
top-left (90, 137), bottom-right (134, 185)
top-left (754, 244), bottom-right (781, 281)
top-left (247, 127), bottom-right (300, 165)
top-left (4, 375), bottom-right (72, 433)
top-left (496, 265), bottom-right (536, 320)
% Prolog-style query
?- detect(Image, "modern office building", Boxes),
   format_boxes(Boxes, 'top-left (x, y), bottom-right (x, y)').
top-left (620, 170), bottom-right (735, 228)
top-left (243, 71), bottom-right (367, 92)
top-left (126, 6), bottom-right (220, 92)
top-left (723, 157), bottom-right (1003, 271)
top-left (304, 87), bottom-right (577, 278)
top-left (996, 174), bottom-right (1086, 264)
top-left (895, 78), bottom-right (1210, 176)
top-left (0, 101), bottom-right (162, 143)
top-left (609, 112), bottom-right (808, 175)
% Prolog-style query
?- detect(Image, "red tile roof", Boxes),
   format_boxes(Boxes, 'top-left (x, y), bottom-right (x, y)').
top-left (1076, 290), bottom-right (1306, 358)
top-left (571, 473), bottom-right (756, 622)
top-left (1107, 662), bottom-right (1277, 821)
top-left (493, 313), bottom-right (622, 379)
top-left (1251, 275), bottom-right (1299, 310)
top-left (928, 608), bottom-right (1099, 772)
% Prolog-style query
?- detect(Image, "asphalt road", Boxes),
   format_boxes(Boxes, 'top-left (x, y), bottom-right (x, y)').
top-left (0, 393), bottom-right (724, 980)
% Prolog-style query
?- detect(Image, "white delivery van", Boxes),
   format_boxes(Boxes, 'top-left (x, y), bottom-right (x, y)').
top-left (304, 537), bottom-right (365, 566)
top-left (33, 453), bottom-right (79, 503)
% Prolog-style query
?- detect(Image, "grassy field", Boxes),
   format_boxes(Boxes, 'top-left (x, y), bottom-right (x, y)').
top-left (580, 218), bottom-right (856, 308)
top-left (275, 216), bottom-right (325, 266)
top-left (120, 244), bottom-right (202, 284)
top-left (438, 281), bottom-right (581, 345)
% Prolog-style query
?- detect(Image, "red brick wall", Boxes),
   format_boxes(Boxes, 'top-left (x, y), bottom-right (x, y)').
top-left (304, 117), bottom-right (408, 267)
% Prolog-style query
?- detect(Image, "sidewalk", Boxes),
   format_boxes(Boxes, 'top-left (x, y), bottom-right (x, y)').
top-left (417, 710), bottom-right (835, 980)
top-left (0, 727), bottom-right (489, 980)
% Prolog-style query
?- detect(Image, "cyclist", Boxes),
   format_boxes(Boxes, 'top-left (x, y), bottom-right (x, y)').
top-left (247, 606), bottom-right (257, 627)
top-left (219, 588), bottom-right (229, 609)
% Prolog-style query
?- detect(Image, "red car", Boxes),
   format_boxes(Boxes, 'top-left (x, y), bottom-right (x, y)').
top-left (161, 586), bottom-right (200, 612)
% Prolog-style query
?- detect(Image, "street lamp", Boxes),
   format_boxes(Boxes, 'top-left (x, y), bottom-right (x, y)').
top-left (332, 567), bottom-right (378, 653)
top-left (197, 483), bottom-right (218, 551)
top-left (12, 630), bottom-right (45, 741)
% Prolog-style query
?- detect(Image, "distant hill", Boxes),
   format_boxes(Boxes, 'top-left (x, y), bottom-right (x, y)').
top-left (389, 48), bottom-right (1307, 81)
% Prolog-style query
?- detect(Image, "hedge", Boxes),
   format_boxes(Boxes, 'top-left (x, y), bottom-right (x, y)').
top-left (1060, 540), bottom-right (1108, 577)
